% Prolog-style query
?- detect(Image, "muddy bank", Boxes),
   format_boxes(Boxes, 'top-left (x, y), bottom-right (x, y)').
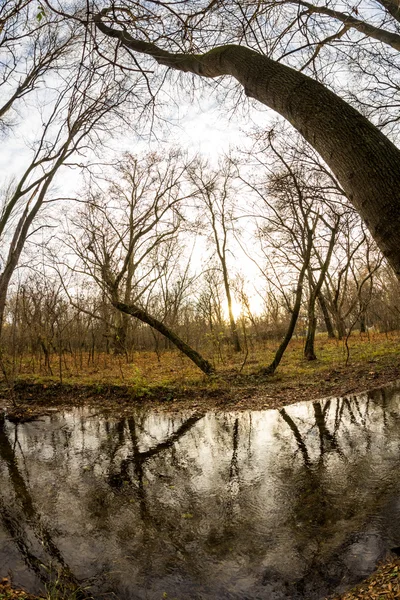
top-left (2, 357), bottom-right (399, 421)
top-left (3, 555), bottom-right (400, 600)
top-left (330, 555), bottom-right (400, 599)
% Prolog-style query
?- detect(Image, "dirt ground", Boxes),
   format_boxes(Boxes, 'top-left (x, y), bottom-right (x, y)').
top-left (2, 354), bottom-right (399, 421)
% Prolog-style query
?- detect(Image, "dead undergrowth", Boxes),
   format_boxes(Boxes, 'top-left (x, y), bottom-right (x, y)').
top-left (329, 556), bottom-right (400, 599)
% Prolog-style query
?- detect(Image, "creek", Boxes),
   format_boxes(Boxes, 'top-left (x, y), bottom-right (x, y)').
top-left (1, 383), bottom-right (400, 599)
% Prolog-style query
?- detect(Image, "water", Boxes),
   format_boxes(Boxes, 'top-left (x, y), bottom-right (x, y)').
top-left (1, 383), bottom-right (400, 599)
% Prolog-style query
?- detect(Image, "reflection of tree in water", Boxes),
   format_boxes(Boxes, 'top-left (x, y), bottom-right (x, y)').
top-left (1, 387), bottom-right (400, 599)
top-left (0, 414), bottom-right (82, 593)
top-left (106, 413), bottom-right (204, 522)
top-left (270, 388), bottom-right (400, 596)
top-left (71, 392), bottom-right (400, 595)
top-left (278, 389), bottom-right (395, 470)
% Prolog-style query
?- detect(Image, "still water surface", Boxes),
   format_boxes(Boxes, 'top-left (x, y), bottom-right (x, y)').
top-left (1, 384), bottom-right (400, 599)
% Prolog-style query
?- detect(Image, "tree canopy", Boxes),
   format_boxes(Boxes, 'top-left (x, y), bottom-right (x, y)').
top-left (91, 0), bottom-right (400, 277)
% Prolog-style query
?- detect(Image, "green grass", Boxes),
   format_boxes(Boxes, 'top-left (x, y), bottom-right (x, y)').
top-left (1, 331), bottom-right (399, 403)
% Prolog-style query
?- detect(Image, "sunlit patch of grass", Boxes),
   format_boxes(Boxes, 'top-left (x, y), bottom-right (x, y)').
top-left (6, 330), bottom-right (400, 393)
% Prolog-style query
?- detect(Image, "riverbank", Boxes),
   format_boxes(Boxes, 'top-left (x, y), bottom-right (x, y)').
top-left (2, 556), bottom-right (400, 600)
top-left (2, 340), bottom-right (399, 420)
top-left (1, 334), bottom-right (400, 599)
top-left (331, 555), bottom-right (400, 599)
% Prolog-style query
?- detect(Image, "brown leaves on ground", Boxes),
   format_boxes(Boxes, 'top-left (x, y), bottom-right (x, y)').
top-left (4, 354), bottom-right (399, 421)
top-left (0, 578), bottom-right (39, 599)
top-left (330, 558), bottom-right (400, 599)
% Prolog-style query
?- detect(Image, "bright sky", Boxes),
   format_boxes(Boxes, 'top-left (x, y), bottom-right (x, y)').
top-left (0, 74), bottom-right (277, 317)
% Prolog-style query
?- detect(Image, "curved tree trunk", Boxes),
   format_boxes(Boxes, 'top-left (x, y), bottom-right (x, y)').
top-left (95, 14), bottom-right (400, 279)
top-left (114, 301), bottom-right (214, 375)
top-left (262, 269), bottom-right (306, 375)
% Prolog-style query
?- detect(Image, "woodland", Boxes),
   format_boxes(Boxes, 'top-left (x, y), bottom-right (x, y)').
top-left (2, 1), bottom-right (400, 598)
top-left (1, 0), bottom-right (400, 397)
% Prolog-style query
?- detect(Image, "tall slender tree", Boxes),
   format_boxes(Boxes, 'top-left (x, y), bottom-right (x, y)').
top-left (190, 160), bottom-right (242, 352)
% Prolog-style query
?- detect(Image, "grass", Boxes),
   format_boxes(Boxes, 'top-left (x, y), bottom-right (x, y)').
top-left (7, 330), bottom-right (400, 392)
top-left (0, 329), bottom-right (398, 419)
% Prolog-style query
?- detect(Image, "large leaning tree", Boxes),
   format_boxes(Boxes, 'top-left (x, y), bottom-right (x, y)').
top-left (87, 0), bottom-right (400, 279)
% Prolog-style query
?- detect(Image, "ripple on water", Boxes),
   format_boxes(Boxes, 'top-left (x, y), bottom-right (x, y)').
top-left (0, 384), bottom-right (400, 599)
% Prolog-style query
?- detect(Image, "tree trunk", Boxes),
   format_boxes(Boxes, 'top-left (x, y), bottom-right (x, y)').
top-left (304, 226), bottom-right (337, 360)
top-left (0, 284), bottom-right (7, 334)
top-left (304, 307), bottom-right (317, 361)
top-left (334, 312), bottom-right (347, 340)
top-left (114, 301), bottom-right (214, 375)
top-left (0, 149), bottom-right (69, 335)
top-left (113, 310), bottom-right (130, 357)
top-left (38, 336), bottom-right (53, 374)
top-left (113, 324), bottom-right (127, 356)
top-left (262, 277), bottom-right (304, 375)
top-left (317, 292), bottom-right (336, 339)
top-left (95, 15), bottom-right (400, 279)
top-left (262, 229), bottom-right (313, 375)
top-left (224, 277), bottom-right (242, 352)
top-left (338, 322), bottom-right (346, 340)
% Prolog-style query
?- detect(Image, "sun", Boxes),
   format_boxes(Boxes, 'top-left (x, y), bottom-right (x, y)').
top-left (230, 300), bottom-right (243, 320)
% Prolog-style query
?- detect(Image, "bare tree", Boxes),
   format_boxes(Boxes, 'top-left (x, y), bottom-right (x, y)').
top-left (0, 63), bottom-right (134, 335)
top-left (239, 141), bottom-right (320, 373)
top-left (189, 159), bottom-right (242, 352)
top-left (0, 1), bottom-right (75, 129)
top-left (93, 2), bottom-right (400, 279)
top-left (70, 151), bottom-right (214, 375)
top-left (256, 180), bottom-right (315, 375)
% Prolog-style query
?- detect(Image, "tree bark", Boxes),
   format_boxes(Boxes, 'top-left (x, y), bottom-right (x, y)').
top-left (304, 310), bottom-right (318, 361)
top-left (262, 273), bottom-right (305, 375)
top-left (95, 13), bottom-right (400, 279)
top-left (304, 225), bottom-right (337, 360)
top-left (113, 322), bottom-right (128, 356)
top-left (294, 0), bottom-right (400, 52)
top-left (114, 301), bottom-right (214, 375)
top-left (317, 292), bottom-right (336, 339)
top-left (223, 268), bottom-right (242, 352)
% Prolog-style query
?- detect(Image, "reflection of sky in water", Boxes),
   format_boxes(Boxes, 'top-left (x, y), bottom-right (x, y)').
top-left (1, 384), bottom-right (400, 599)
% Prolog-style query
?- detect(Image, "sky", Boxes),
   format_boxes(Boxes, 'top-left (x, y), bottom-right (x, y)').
top-left (0, 68), bottom-right (277, 318)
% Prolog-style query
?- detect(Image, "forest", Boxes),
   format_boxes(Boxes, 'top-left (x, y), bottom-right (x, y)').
top-left (1, 0), bottom-right (400, 599)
